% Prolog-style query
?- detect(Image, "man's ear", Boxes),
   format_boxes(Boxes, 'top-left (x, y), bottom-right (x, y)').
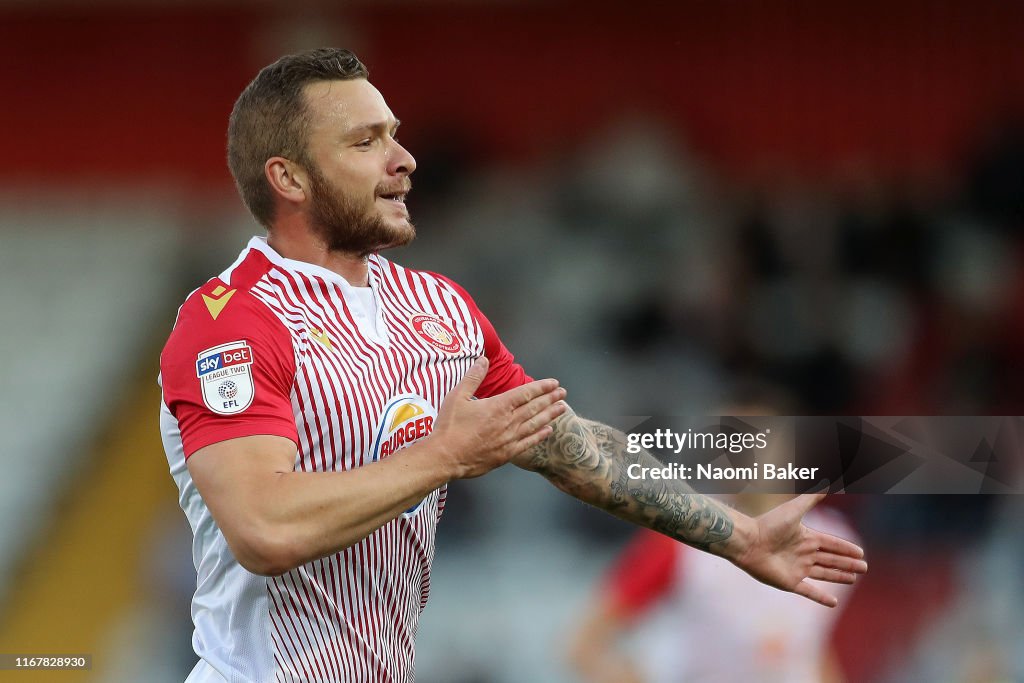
top-left (265, 157), bottom-right (308, 206)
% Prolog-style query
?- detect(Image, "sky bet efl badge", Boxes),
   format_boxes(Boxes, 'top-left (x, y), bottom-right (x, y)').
top-left (196, 341), bottom-right (256, 415)
top-left (410, 314), bottom-right (461, 354)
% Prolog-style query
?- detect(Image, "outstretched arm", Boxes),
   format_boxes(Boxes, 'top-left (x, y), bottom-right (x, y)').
top-left (513, 406), bottom-right (867, 606)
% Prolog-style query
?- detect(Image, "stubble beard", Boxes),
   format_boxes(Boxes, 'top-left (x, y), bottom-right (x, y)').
top-left (306, 163), bottom-right (415, 257)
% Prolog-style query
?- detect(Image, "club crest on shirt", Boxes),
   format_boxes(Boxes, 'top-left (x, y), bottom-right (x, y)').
top-left (196, 340), bottom-right (255, 415)
top-left (410, 313), bottom-right (461, 354)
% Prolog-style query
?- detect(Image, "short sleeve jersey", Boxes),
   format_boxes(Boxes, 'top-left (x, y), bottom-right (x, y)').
top-left (159, 237), bottom-right (530, 683)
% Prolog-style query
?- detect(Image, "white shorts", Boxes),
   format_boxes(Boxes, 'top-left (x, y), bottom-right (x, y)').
top-left (184, 659), bottom-right (228, 683)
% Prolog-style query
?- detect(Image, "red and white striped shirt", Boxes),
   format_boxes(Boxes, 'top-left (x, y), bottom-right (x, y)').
top-left (159, 236), bottom-right (529, 683)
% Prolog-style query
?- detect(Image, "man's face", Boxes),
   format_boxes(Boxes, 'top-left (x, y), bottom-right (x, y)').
top-left (299, 79), bottom-right (417, 255)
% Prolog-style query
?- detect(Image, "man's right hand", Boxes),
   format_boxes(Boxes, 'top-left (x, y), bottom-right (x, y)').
top-left (430, 357), bottom-right (567, 479)
top-left (186, 356), bottom-right (566, 575)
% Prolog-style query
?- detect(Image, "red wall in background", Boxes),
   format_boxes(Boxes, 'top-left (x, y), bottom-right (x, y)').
top-left (3, 2), bottom-right (1023, 194)
top-left (1, 8), bottom-right (258, 191)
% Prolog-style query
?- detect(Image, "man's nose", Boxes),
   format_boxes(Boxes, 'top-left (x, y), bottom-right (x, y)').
top-left (388, 139), bottom-right (416, 176)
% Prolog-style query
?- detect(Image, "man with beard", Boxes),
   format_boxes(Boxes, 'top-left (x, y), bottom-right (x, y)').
top-left (158, 48), bottom-right (867, 683)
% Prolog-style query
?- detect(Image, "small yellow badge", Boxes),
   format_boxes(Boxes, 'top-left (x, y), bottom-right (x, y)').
top-left (310, 327), bottom-right (333, 350)
top-left (202, 284), bottom-right (237, 320)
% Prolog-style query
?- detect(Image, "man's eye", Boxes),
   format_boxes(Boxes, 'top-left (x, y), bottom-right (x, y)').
top-left (356, 139), bottom-right (373, 147)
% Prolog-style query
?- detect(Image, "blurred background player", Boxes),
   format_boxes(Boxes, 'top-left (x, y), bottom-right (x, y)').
top-left (567, 493), bottom-right (858, 683)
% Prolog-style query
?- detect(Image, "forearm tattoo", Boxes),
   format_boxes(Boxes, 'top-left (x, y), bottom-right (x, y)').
top-left (524, 409), bottom-right (734, 551)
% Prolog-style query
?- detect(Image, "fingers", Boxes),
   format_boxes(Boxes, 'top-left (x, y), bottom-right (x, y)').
top-left (505, 383), bottom-right (566, 457)
top-left (493, 377), bottom-right (565, 440)
top-left (807, 566), bottom-right (858, 584)
top-left (500, 377), bottom-right (562, 409)
top-left (512, 423), bottom-right (556, 454)
top-left (813, 531), bottom-right (866, 560)
top-left (517, 399), bottom-right (568, 438)
top-left (793, 580), bottom-right (839, 608)
top-left (451, 357), bottom-right (489, 399)
top-left (814, 551), bottom-right (868, 575)
top-left (512, 384), bottom-right (567, 429)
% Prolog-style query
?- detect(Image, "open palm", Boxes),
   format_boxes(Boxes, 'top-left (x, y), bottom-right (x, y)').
top-left (733, 493), bottom-right (867, 607)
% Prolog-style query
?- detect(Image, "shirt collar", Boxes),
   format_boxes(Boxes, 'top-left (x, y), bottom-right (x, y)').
top-left (246, 236), bottom-right (378, 289)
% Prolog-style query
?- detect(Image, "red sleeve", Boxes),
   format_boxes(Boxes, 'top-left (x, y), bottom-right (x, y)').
top-left (431, 274), bottom-right (533, 397)
top-left (603, 530), bottom-right (681, 620)
top-left (160, 278), bottom-right (298, 458)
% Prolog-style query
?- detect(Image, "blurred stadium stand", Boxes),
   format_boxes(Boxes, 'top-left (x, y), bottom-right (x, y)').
top-left (1, 2), bottom-right (1022, 682)
top-left (0, 206), bottom-right (181, 595)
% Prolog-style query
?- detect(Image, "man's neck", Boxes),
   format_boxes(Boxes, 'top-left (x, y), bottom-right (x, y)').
top-left (266, 231), bottom-right (370, 287)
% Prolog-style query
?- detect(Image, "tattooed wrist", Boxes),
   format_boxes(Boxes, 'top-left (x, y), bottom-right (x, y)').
top-left (523, 410), bottom-right (734, 551)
